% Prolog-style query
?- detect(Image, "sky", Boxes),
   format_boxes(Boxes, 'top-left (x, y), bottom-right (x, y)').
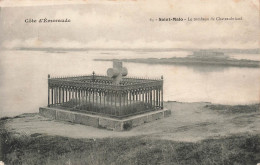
top-left (0, 0), bottom-right (259, 49)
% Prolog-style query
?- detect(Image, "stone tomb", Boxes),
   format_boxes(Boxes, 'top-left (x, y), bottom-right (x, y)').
top-left (39, 61), bottom-right (171, 131)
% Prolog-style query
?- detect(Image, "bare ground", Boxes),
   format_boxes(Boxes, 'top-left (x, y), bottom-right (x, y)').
top-left (4, 102), bottom-right (260, 142)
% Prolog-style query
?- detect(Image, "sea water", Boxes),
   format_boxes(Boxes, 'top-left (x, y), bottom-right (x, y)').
top-left (0, 50), bottom-right (259, 117)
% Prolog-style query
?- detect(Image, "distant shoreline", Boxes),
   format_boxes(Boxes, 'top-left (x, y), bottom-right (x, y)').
top-left (95, 56), bottom-right (260, 68)
top-left (2, 47), bottom-right (260, 54)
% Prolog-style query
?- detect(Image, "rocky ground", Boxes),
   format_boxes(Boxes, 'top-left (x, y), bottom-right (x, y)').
top-left (4, 102), bottom-right (260, 142)
top-left (1, 101), bottom-right (260, 164)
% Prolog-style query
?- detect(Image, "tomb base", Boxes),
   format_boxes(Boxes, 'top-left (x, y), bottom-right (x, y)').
top-left (39, 107), bottom-right (171, 131)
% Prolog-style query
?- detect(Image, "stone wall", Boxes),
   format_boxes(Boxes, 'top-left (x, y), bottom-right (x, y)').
top-left (39, 107), bottom-right (171, 131)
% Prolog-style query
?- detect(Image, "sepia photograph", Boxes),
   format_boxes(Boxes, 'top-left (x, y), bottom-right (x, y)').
top-left (0, 0), bottom-right (259, 164)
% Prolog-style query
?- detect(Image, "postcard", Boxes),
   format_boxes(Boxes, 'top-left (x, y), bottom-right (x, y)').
top-left (0, 0), bottom-right (259, 164)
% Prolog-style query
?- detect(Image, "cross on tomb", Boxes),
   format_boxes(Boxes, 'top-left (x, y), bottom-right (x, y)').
top-left (107, 60), bottom-right (128, 85)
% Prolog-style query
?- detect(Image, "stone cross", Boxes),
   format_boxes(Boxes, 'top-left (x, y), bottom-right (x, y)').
top-left (107, 60), bottom-right (128, 85)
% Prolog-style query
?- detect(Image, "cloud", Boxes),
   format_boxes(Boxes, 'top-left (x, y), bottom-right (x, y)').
top-left (53, 9), bottom-right (134, 28)
top-left (0, 0), bottom-right (259, 49)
